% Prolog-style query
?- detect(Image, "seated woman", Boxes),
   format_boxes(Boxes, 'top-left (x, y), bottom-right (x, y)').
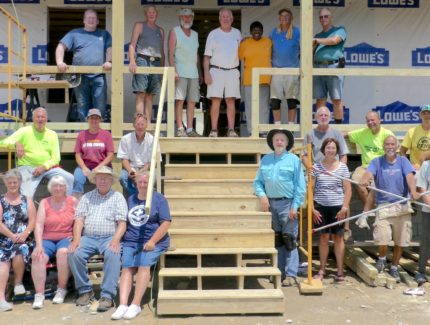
top-left (73, 108), bottom-right (114, 199)
top-left (111, 171), bottom-right (171, 320)
top-left (0, 169), bottom-right (36, 312)
top-left (312, 138), bottom-right (351, 282)
top-left (31, 175), bottom-right (77, 309)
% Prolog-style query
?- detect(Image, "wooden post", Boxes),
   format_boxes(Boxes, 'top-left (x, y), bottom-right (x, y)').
top-left (111, 0), bottom-right (124, 188)
top-left (300, 0), bottom-right (314, 138)
top-left (251, 68), bottom-right (260, 138)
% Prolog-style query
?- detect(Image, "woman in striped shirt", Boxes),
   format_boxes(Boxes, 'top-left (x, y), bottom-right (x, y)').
top-left (312, 138), bottom-right (351, 282)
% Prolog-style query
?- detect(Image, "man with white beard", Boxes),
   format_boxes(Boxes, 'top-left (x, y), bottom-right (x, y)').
top-left (168, 8), bottom-right (202, 137)
top-left (360, 135), bottom-right (418, 283)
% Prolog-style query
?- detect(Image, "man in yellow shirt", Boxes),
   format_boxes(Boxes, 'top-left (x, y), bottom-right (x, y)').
top-left (239, 21), bottom-right (272, 136)
top-left (0, 107), bottom-right (74, 198)
top-left (400, 105), bottom-right (430, 170)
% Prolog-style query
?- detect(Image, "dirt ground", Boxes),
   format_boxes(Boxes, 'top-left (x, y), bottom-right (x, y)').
top-left (2, 270), bottom-right (430, 325)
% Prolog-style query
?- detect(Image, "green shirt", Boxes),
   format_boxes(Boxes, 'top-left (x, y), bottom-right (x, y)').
top-left (348, 126), bottom-right (394, 168)
top-left (0, 125), bottom-right (60, 169)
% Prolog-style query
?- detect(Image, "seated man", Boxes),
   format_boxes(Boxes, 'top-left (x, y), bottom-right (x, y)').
top-left (68, 166), bottom-right (127, 312)
top-left (0, 107), bottom-right (74, 198)
top-left (360, 135), bottom-right (418, 283)
top-left (117, 113), bottom-right (159, 197)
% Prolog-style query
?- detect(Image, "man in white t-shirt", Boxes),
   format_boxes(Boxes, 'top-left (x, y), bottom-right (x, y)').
top-left (203, 8), bottom-right (241, 138)
top-left (117, 113), bottom-right (160, 197)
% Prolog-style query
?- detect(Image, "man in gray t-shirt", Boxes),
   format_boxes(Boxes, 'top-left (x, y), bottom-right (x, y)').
top-left (56, 9), bottom-right (112, 122)
top-left (302, 106), bottom-right (349, 165)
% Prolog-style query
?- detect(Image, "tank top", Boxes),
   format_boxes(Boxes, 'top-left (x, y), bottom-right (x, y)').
top-left (42, 196), bottom-right (75, 241)
top-left (136, 21), bottom-right (163, 58)
top-left (173, 26), bottom-right (199, 79)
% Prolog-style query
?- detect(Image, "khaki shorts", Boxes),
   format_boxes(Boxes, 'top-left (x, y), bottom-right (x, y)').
top-left (207, 68), bottom-right (240, 99)
top-left (270, 75), bottom-right (300, 100)
top-left (175, 77), bottom-right (200, 102)
top-left (373, 208), bottom-right (412, 247)
top-left (351, 166), bottom-right (374, 186)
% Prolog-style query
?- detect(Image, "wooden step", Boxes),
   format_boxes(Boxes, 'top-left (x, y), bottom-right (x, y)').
top-left (156, 289), bottom-right (285, 315)
top-left (170, 211), bottom-right (271, 229)
top-left (167, 195), bottom-right (260, 212)
top-left (165, 164), bottom-right (258, 179)
top-left (169, 229), bottom-right (274, 248)
top-left (165, 247), bottom-right (277, 255)
top-left (164, 179), bottom-right (255, 195)
top-left (159, 266), bottom-right (280, 277)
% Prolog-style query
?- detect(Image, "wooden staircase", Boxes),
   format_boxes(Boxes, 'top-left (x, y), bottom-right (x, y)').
top-left (156, 140), bottom-right (284, 315)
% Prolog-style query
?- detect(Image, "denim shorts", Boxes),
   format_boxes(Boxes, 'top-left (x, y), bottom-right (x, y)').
top-left (122, 244), bottom-right (165, 268)
top-left (313, 63), bottom-right (344, 100)
top-left (132, 56), bottom-right (161, 95)
top-left (42, 237), bottom-right (71, 259)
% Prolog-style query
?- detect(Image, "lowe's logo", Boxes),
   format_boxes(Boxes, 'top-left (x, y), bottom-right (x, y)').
top-left (373, 101), bottom-right (421, 124)
top-left (344, 43), bottom-right (389, 66)
top-left (368, 0), bottom-right (419, 8)
top-left (0, 45), bottom-right (7, 63)
top-left (293, 0), bottom-right (344, 6)
top-left (141, 0), bottom-right (194, 4)
top-left (218, 0), bottom-right (269, 5)
top-left (124, 43), bottom-right (130, 64)
top-left (32, 45), bottom-right (47, 64)
top-left (412, 47), bottom-right (430, 66)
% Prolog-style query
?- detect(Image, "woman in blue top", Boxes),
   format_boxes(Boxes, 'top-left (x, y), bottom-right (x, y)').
top-left (111, 171), bottom-right (171, 320)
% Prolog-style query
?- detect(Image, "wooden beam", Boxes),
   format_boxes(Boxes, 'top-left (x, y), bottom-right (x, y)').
top-left (344, 247), bottom-right (380, 287)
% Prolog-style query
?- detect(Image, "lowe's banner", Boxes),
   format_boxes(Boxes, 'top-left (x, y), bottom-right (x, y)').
top-left (141, 0), bottom-right (194, 4)
top-left (344, 43), bottom-right (389, 66)
top-left (64, 0), bottom-right (111, 4)
top-left (32, 45), bottom-right (48, 64)
top-left (373, 101), bottom-right (421, 124)
top-left (293, 0), bottom-right (345, 6)
top-left (368, 0), bottom-right (419, 8)
top-left (412, 46), bottom-right (430, 66)
top-left (218, 0), bottom-right (269, 5)
top-left (0, 45), bottom-right (7, 64)
top-left (0, 1), bottom-right (39, 3)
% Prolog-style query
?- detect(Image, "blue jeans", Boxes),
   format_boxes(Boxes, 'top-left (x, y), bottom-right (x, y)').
top-left (18, 166), bottom-right (74, 198)
top-left (119, 169), bottom-right (137, 198)
top-left (68, 235), bottom-right (121, 300)
top-left (269, 198), bottom-right (299, 277)
top-left (74, 74), bottom-right (107, 121)
top-left (73, 166), bottom-right (89, 194)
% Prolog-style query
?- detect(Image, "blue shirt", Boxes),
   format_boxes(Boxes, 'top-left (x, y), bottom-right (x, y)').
top-left (60, 28), bottom-right (112, 70)
top-left (314, 26), bottom-right (346, 62)
top-left (123, 192), bottom-right (171, 250)
top-left (269, 26), bottom-right (300, 68)
top-left (253, 152), bottom-right (306, 210)
top-left (367, 155), bottom-right (415, 204)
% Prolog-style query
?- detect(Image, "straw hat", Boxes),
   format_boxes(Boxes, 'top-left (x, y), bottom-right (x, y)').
top-left (88, 166), bottom-right (119, 184)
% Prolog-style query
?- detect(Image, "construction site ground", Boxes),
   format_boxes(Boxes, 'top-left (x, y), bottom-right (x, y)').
top-left (2, 264), bottom-right (430, 325)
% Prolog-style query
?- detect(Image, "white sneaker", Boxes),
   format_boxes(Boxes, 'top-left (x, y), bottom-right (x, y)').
top-left (0, 299), bottom-right (12, 312)
top-left (123, 304), bottom-right (141, 320)
top-left (53, 288), bottom-right (68, 304)
top-left (14, 284), bottom-right (26, 296)
top-left (32, 293), bottom-right (45, 309)
top-left (111, 305), bottom-right (128, 320)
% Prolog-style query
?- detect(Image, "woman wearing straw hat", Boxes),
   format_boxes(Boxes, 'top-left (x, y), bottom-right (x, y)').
top-left (253, 129), bottom-right (306, 285)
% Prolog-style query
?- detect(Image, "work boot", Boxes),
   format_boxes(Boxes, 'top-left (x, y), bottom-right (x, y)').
top-left (97, 297), bottom-right (114, 312)
top-left (75, 290), bottom-right (95, 306)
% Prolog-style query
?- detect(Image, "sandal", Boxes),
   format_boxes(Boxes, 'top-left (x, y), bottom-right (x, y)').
top-left (335, 274), bottom-right (345, 282)
top-left (313, 270), bottom-right (325, 280)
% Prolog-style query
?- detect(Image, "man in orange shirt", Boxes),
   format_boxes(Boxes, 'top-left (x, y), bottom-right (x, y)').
top-left (239, 21), bottom-right (272, 136)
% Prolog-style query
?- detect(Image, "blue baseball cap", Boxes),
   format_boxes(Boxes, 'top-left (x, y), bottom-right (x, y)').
top-left (421, 105), bottom-right (430, 113)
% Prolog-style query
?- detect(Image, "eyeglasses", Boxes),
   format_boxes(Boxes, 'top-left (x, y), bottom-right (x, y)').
top-left (319, 15), bottom-right (330, 19)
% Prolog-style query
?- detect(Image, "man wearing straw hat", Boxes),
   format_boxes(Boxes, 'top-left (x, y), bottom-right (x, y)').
top-left (68, 166), bottom-right (128, 312)
top-left (360, 135), bottom-right (418, 283)
top-left (254, 129), bottom-right (306, 285)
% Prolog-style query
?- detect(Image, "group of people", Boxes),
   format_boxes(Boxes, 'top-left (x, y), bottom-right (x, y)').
top-left (0, 107), bottom-right (169, 320)
top-left (254, 105), bottom-right (430, 285)
top-left (54, 6), bottom-right (347, 137)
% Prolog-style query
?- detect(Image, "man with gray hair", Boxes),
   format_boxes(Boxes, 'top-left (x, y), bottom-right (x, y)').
top-left (0, 107), bottom-right (74, 198)
top-left (168, 8), bottom-right (202, 137)
top-left (204, 8), bottom-right (241, 137)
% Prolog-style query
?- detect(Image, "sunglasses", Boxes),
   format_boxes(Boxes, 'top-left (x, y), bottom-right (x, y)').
top-left (319, 15), bottom-right (330, 19)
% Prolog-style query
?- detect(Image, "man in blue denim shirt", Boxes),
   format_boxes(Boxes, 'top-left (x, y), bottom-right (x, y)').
top-left (56, 9), bottom-right (112, 121)
top-left (254, 129), bottom-right (306, 285)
